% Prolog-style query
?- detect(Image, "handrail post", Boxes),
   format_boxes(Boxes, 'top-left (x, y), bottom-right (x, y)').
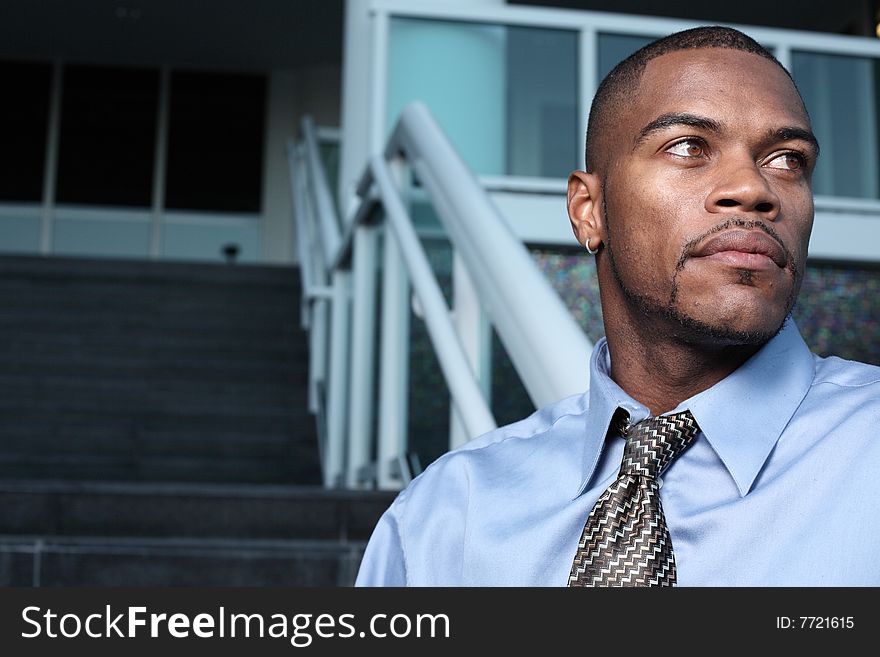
top-left (289, 143), bottom-right (312, 329)
top-left (449, 251), bottom-right (492, 450)
top-left (324, 270), bottom-right (351, 488)
top-left (345, 224), bottom-right (380, 488)
top-left (376, 159), bottom-right (412, 490)
top-left (301, 116), bottom-right (342, 265)
top-left (308, 299), bottom-right (328, 415)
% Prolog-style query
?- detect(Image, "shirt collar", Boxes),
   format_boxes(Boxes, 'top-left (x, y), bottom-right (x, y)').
top-left (574, 318), bottom-right (814, 499)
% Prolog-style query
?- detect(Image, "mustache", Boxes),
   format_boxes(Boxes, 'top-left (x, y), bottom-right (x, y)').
top-left (676, 218), bottom-right (797, 275)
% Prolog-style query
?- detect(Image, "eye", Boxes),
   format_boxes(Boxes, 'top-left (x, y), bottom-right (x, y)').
top-left (765, 152), bottom-right (805, 171)
top-left (665, 138), bottom-right (706, 158)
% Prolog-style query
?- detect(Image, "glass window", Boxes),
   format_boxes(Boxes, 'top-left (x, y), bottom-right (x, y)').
top-left (596, 33), bottom-right (654, 81)
top-left (792, 51), bottom-right (880, 199)
top-left (165, 71), bottom-right (266, 213)
top-left (506, 26), bottom-right (579, 177)
top-left (0, 61), bottom-right (51, 202)
top-left (388, 18), bottom-right (578, 178)
top-left (56, 65), bottom-right (158, 206)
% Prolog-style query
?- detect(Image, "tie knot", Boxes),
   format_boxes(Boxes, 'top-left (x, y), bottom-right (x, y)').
top-left (618, 410), bottom-right (699, 479)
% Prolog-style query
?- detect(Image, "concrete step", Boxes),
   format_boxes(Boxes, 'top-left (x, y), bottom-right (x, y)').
top-left (0, 287), bottom-right (300, 318)
top-left (0, 254), bottom-right (301, 287)
top-left (0, 354), bottom-right (305, 385)
top-left (0, 335), bottom-right (307, 369)
top-left (0, 424), bottom-right (303, 459)
top-left (0, 479), bottom-right (395, 586)
top-left (0, 405), bottom-right (311, 434)
top-left (0, 392), bottom-right (311, 417)
top-left (0, 317), bottom-right (301, 344)
top-left (0, 450), bottom-right (321, 484)
top-left (0, 376), bottom-right (309, 408)
top-left (0, 481), bottom-right (395, 542)
top-left (0, 536), bottom-right (364, 586)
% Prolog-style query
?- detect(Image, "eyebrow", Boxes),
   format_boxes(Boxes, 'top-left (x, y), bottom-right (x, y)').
top-left (634, 111), bottom-right (820, 156)
top-left (634, 112), bottom-right (721, 146)
top-left (770, 127), bottom-right (820, 156)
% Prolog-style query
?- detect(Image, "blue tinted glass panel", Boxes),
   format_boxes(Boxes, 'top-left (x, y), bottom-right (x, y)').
top-left (792, 51), bottom-right (880, 199)
top-left (388, 19), bottom-right (578, 177)
top-left (597, 33), bottom-right (654, 81)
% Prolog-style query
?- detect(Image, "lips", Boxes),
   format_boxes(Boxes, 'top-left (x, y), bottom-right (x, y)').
top-left (691, 229), bottom-right (788, 269)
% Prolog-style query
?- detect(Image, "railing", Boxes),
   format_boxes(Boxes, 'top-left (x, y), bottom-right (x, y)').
top-left (289, 103), bottom-right (592, 490)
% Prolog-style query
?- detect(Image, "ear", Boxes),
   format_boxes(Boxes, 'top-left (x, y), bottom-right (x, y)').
top-left (567, 170), bottom-right (605, 252)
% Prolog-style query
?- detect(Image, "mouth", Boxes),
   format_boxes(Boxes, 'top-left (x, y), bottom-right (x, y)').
top-left (690, 229), bottom-right (788, 270)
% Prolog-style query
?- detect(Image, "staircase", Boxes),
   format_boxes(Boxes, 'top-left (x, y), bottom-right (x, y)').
top-left (0, 481), bottom-right (394, 586)
top-left (0, 254), bottom-right (394, 585)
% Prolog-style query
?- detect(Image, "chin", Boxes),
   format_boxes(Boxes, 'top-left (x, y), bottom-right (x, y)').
top-left (671, 276), bottom-right (796, 346)
top-left (668, 305), bottom-right (789, 347)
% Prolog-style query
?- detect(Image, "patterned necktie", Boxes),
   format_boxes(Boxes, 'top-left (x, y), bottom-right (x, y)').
top-left (569, 410), bottom-right (699, 587)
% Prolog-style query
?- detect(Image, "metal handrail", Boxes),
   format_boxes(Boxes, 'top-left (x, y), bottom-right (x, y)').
top-left (386, 103), bottom-right (592, 408)
top-left (301, 116), bottom-right (342, 267)
top-left (286, 141), bottom-right (331, 329)
top-left (367, 155), bottom-right (497, 438)
top-left (291, 102), bottom-right (593, 488)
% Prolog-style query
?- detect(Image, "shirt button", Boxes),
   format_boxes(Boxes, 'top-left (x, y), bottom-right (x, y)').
top-left (657, 478), bottom-right (664, 489)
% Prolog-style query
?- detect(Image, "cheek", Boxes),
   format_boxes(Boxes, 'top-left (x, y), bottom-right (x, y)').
top-left (779, 192), bottom-right (814, 268)
top-left (796, 210), bottom-right (814, 259)
top-left (605, 184), bottom-right (689, 294)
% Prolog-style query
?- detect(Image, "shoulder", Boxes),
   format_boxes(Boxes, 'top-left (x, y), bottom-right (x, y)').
top-left (376, 391), bottom-right (591, 583)
top-left (811, 353), bottom-right (880, 390)
top-left (388, 391), bottom-right (591, 518)
top-left (456, 391), bottom-right (591, 453)
top-left (805, 353), bottom-right (880, 424)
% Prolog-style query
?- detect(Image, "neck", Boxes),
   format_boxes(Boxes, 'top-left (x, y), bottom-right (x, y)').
top-left (602, 306), bottom-right (763, 416)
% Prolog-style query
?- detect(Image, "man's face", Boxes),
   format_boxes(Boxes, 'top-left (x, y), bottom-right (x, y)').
top-left (597, 48), bottom-right (817, 346)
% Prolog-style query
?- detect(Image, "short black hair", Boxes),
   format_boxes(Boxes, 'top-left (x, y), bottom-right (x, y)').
top-left (585, 26), bottom-right (801, 173)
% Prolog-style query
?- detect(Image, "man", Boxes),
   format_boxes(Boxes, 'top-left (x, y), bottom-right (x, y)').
top-left (356, 26), bottom-right (880, 586)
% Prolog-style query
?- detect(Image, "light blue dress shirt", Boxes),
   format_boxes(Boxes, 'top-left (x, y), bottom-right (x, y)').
top-left (356, 320), bottom-right (880, 586)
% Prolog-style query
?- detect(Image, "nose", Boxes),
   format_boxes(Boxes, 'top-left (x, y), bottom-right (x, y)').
top-left (705, 158), bottom-right (780, 220)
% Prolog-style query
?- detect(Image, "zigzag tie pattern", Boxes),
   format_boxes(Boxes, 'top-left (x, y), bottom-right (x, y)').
top-left (569, 410), bottom-right (699, 587)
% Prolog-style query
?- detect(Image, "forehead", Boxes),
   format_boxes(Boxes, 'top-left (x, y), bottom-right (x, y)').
top-left (631, 47), bottom-right (810, 132)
